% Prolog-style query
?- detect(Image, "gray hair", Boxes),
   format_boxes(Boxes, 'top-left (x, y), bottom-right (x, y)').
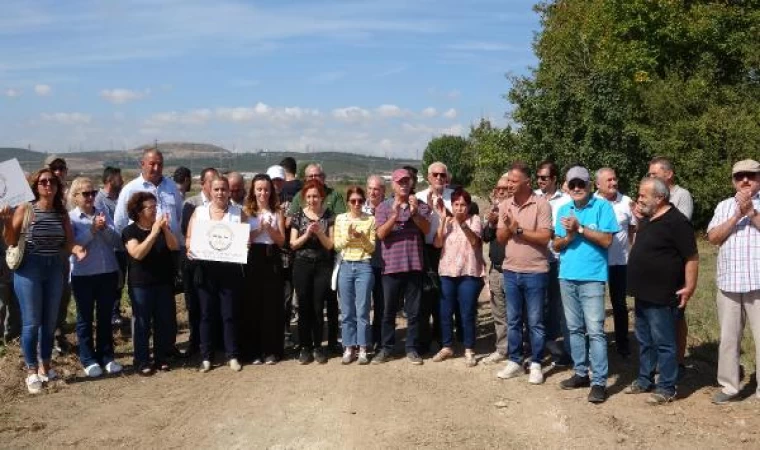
top-left (305, 163), bottom-right (324, 175)
top-left (649, 156), bottom-right (674, 173)
top-left (366, 174), bottom-right (385, 187)
top-left (595, 167), bottom-right (615, 180)
top-left (427, 161), bottom-right (448, 176)
top-left (227, 171), bottom-right (244, 184)
top-left (641, 176), bottom-right (670, 201)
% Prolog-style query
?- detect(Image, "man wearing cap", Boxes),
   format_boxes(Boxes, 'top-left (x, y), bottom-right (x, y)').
top-left (227, 172), bottom-right (246, 206)
top-left (552, 165), bottom-right (619, 403)
top-left (707, 159), bottom-right (760, 404)
top-left (266, 165), bottom-right (286, 200)
top-left (373, 168), bottom-right (431, 365)
top-left (625, 176), bottom-right (698, 404)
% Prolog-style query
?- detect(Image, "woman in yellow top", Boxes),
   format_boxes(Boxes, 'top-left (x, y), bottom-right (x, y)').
top-left (334, 186), bottom-right (376, 364)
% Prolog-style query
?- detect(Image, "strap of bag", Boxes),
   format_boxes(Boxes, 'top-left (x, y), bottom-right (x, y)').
top-left (19, 203), bottom-right (33, 237)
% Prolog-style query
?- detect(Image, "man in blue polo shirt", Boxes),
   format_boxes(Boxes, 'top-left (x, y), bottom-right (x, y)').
top-left (552, 165), bottom-right (619, 403)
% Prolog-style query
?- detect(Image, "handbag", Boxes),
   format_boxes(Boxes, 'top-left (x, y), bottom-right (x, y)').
top-left (5, 203), bottom-right (33, 270)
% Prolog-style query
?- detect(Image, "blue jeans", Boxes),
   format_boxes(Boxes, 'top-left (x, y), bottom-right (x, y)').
top-left (559, 280), bottom-right (608, 386)
top-left (13, 253), bottom-right (65, 368)
top-left (635, 299), bottom-right (678, 397)
top-left (504, 270), bottom-right (547, 364)
top-left (440, 276), bottom-right (483, 349)
top-left (338, 260), bottom-right (374, 347)
top-left (71, 272), bottom-right (118, 367)
top-left (131, 284), bottom-right (174, 366)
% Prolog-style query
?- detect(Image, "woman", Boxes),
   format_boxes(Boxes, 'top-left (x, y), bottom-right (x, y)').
top-left (242, 174), bottom-right (286, 365)
top-left (1, 169), bottom-right (73, 394)
top-left (68, 177), bottom-right (122, 377)
top-left (186, 176), bottom-right (245, 373)
top-left (334, 186), bottom-right (375, 365)
top-left (432, 188), bottom-right (485, 367)
top-left (122, 191), bottom-right (179, 376)
top-left (290, 179), bottom-right (334, 365)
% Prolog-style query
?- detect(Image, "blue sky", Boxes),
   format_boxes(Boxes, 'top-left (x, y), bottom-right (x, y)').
top-left (0, 0), bottom-right (539, 157)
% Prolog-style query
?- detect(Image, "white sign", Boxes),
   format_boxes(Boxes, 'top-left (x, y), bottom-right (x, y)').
top-left (0, 158), bottom-right (34, 208)
top-left (189, 221), bottom-right (250, 264)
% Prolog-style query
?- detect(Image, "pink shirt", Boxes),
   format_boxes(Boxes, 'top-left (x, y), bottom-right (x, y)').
top-left (438, 215), bottom-right (486, 278)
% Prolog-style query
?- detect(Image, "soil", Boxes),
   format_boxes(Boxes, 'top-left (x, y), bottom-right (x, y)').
top-left (1, 296), bottom-right (760, 449)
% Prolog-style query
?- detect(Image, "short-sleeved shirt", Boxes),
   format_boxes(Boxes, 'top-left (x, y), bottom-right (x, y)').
top-left (707, 193), bottom-right (760, 293)
top-left (498, 193), bottom-right (552, 273)
top-left (26, 203), bottom-right (67, 256)
top-left (555, 196), bottom-right (619, 282)
top-left (290, 209), bottom-right (335, 262)
top-left (535, 188), bottom-right (571, 261)
top-left (670, 185), bottom-right (694, 221)
top-left (375, 198), bottom-right (431, 275)
top-left (627, 206), bottom-right (697, 305)
top-left (438, 215), bottom-right (486, 278)
top-left (594, 192), bottom-right (637, 266)
top-left (249, 209), bottom-right (281, 245)
top-left (122, 223), bottom-right (174, 287)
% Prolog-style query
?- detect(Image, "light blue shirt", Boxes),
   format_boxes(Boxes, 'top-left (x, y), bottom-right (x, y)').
top-left (69, 207), bottom-right (121, 277)
top-left (555, 196), bottom-right (619, 282)
top-left (114, 174), bottom-right (184, 246)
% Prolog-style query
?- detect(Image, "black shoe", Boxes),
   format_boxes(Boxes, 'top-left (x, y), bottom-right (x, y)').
top-left (327, 342), bottom-right (343, 356)
top-left (588, 385), bottom-right (607, 403)
top-left (298, 348), bottom-right (314, 365)
top-left (167, 346), bottom-right (190, 360)
top-left (314, 347), bottom-right (328, 364)
top-left (560, 374), bottom-right (591, 390)
top-left (372, 350), bottom-right (389, 364)
top-left (407, 351), bottom-right (423, 365)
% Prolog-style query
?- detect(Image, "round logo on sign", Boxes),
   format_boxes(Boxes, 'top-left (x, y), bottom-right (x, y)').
top-left (206, 223), bottom-right (234, 251)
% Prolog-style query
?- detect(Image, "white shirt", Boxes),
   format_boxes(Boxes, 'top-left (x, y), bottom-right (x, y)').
top-left (114, 175), bottom-right (184, 246)
top-left (249, 210), bottom-right (280, 244)
top-left (707, 193), bottom-right (760, 293)
top-left (416, 187), bottom-right (453, 245)
top-left (535, 188), bottom-right (571, 261)
top-left (594, 191), bottom-right (636, 266)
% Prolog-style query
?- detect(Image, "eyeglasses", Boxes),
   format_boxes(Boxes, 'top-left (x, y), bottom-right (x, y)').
top-left (78, 190), bottom-right (98, 198)
top-left (733, 172), bottom-right (758, 182)
top-left (306, 173), bottom-right (325, 179)
top-left (537, 175), bottom-right (552, 181)
top-left (568, 179), bottom-right (587, 190)
top-left (431, 172), bottom-right (447, 178)
top-left (348, 198), bottom-right (364, 205)
top-left (38, 178), bottom-right (57, 186)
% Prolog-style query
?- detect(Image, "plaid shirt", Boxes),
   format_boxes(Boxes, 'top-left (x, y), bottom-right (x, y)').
top-left (707, 193), bottom-right (760, 293)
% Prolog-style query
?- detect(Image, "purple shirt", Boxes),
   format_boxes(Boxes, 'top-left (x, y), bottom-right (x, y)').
top-left (375, 198), bottom-right (430, 275)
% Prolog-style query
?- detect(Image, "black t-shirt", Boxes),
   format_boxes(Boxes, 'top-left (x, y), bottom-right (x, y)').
top-left (627, 206), bottom-right (697, 305)
top-left (281, 179), bottom-right (303, 204)
top-left (122, 223), bottom-right (174, 287)
top-left (291, 209), bottom-right (334, 262)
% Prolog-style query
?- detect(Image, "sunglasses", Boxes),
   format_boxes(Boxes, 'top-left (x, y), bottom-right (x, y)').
top-left (306, 173), bottom-right (325, 179)
top-left (733, 172), bottom-right (758, 182)
top-left (568, 179), bottom-right (587, 190)
top-left (78, 190), bottom-right (99, 198)
top-left (38, 178), bottom-right (57, 186)
top-left (348, 198), bottom-right (364, 205)
top-left (431, 172), bottom-right (447, 178)
top-left (537, 175), bottom-right (552, 181)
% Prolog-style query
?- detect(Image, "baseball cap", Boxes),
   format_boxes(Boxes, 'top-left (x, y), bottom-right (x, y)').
top-left (732, 159), bottom-right (760, 175)
top-left (566, 166), bottom-right (590, 183)
top-left (392, 168), bottom-right (411, 182)
top-left (266, 165), bottom-right (285, 180)
top-left (44, 155), bottom-right (67, 168)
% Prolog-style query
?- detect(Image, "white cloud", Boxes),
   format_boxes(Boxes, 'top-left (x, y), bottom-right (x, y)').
top-left (375, 104), bottom-right (408, 118)
top-left (100, 88), bottom-right (149, 104)
top-left (332, 106), bottom-right (371, 122)
top-left (40, 112), bottom-right (91, 125)
top-left (4, 88), bottom-right (21, 97)
top-left (34, 84), bottom-right (52, 96)
top-left (443, 108), bottom-right (457, 119)
top-left (421, 107), bottom-right (438, 118)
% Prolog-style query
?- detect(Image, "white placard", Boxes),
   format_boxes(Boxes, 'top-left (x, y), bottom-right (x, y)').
top-left (189, 220), bottom-right (250, 264)
top-left (0, 158), bottom-right (34, 208)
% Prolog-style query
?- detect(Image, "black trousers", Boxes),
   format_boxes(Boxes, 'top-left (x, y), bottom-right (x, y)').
top-left (608, 265), bottom-right (629, 354)
top-left (292, 258), bottom-right (332, 350)
top-left (381, 271), bottom-right (422, 353)
top-left (197, 262), bottom-right (243, 361)
top-left (371, 266), bottom-right (384, 348)
top-left (241, 244), bottom-right (285, 360)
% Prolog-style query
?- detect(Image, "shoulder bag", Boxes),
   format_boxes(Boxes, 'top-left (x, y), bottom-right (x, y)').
top-left (5, 203), bottom-right (33, 270)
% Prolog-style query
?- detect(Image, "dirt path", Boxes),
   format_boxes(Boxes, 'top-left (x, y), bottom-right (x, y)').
top-left (2, 305), bottom-right (760, 449)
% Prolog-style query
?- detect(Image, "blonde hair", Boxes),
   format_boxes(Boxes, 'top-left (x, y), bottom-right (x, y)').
top-left (68, 176), bottom-right (94, 208)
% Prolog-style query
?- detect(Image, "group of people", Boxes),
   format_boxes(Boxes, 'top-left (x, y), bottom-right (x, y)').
top-left (1, 150), bottom-right (758, 408)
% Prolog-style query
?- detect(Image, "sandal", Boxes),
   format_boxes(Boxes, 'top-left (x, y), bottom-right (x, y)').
top-left (432, 347), bottom-right (454, 363)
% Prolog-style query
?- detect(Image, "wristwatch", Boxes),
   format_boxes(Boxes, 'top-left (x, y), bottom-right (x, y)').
top-left (516, 227), bottom-right (524, 236)
top-left (578, 225), bottom-right (585, 235)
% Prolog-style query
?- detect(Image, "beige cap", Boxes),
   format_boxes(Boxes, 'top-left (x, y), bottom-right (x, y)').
top-left (732, 159), bottom-right (760, 175)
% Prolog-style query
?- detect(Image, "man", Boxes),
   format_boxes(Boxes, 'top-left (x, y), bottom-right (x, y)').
top-left (279, 157), bottom-right (302, 209)
top-left (45, 155), bottom-right (70, 201)
top-left (416, 162), bottom-right (453, 212)
top-left (595, 167), bottom-right (636, 357)
top-left (535, 160), bottom-right (572, 365)
top-left (287, 163), bottom-right (345, 353)
top-left (266, 165), bottom-right (286, 199)
top-left (707, 159), bottom-right (760, 404)
top-left (364, 175), bottom-right (386, 350)
top-left (373, 169), bottom-right (431, 365)
top-left (626, 176), bottom-right (698, 405)
top-left (495, 163), bottom-right (552, 384)
top-left (481, 174), bottom-right (510, 365)
top-left (227, 171), bottom-right (246, 206)
top-left (173, 166), bottom-right (192, 199)
top-left (553, 165), bottom-right (619, 403)
top-left (94, 166), bottom-right (127, 326)
top-left (647, 156), bottom-right (694, 376)
top-left (278, 157), bottom-right (301, 349)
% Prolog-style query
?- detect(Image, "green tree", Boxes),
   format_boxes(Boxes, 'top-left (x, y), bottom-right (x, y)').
top-left (421, 135), bottom-right (473, 187)
top-left (467, 119), bottom-right (525, 195)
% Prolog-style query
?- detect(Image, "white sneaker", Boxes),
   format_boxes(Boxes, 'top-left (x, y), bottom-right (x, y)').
top-left (496, 361), bottom-right (524, 380)
top-left (104, 361), bottom-right (123, 374)
top-left (341, 348), bottom-right (354, 365)
top-left (483, 352), bottom-right (507, 365)
top-left (229, 358), bottom-right (242, 372)
top-left (26, 374), bottom-right (43, 394)
top-left (528, 362), bottom-right (544, 385)
top-left (84, 363), bottom-right (103, 378)
top-left (200, 360), bottom-right (212, 373)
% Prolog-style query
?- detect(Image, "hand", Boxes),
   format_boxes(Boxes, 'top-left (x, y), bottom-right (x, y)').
top-left (72, 245), bottom-right (87, 261)
top-left (506, 212), bottom-right (519, 234)
top-left (151, 216), bottom-right (165, 235)
top-left (0, 205), bottom-right (12, 221)
top-left (392, 198), bottom-right (403, 217)
top-left (92, 212), bottom-right (107, 232)
top-left (260, 220), bottom-right (273, 236)
top-left (736, 191), bottom-right (754, 217)
top-left (307, 222), bottom-right (321, 236)
top-left (408, 195), bottom-right (419, 216)
top-left (676, 286), bottom-right (695, 309)
top-left (186, 248), bottom-right (195, 260)
top-left (442, 216), bottom-right (454, 229)
top-left (159, 213), bottom-right (170, 231)
top-left (631, 200), bottom-right (644, 220)
top-left (348, 223), bottom-right (362, 239)
top-left (561, 215), bottom-right (579, 233)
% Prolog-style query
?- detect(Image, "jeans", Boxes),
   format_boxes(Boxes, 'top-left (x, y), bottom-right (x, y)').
top-left (197, 262), bottom-right (242, 361)
top-left (634, 299), bottom-right (678, 397)
top-left (293, 258), bottom-right (333, 350)
top-left (338, 260), bottom-right (374, 347)
top-left (559, 279), bottom-right (608, 386)
top-left (504, 270), bottom-right (547, 364)
top-left (131, 284), bottom-right (174, 366)
top-left (371, 266), bottom-right (384, 348)
top-left (545, 261), bottom-right (570, 361)
top-left (71, 272), bottom-right (118, 367)
top-left (381, 271), bottom-right (422, 353)
top-left (14, 253), bottom-right (65, 368)
top-left (608, 265), bottom-right (629, 354)
top-left (440, 276), bottom-right (483, 349)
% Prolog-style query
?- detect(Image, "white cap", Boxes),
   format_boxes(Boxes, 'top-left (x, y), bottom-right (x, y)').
top-left (266, 165), bottom-right (285, 180)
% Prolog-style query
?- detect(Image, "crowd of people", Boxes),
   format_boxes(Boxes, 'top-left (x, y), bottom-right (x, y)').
top-left (1, 149), bottom-right (759, 407)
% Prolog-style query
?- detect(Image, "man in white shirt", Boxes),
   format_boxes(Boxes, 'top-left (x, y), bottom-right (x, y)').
top-left (595, 167), bottom-right (636, 357)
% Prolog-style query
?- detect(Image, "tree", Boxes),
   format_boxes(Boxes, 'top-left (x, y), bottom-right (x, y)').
top-left (421, 135), bottom-right (473, 187)
top-left (467, 119), bottom-right (525, 195)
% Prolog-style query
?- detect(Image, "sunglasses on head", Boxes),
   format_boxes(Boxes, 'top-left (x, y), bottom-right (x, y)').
top-left (733, 172), bottom-right (758, 182)
top-left (568, 179), bottom-right (587, 190)
top-left (37, 178), bottom-right (57, 186)
top-left (78, 190), bottom-right (98, 198)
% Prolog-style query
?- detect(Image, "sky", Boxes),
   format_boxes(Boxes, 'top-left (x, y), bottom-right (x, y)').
top-left (0, 0), bottom-right (540, 157)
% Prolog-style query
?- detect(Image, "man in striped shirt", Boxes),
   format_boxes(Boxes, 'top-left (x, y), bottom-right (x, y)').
top-left (707, 159), bottom-right (760, 404)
